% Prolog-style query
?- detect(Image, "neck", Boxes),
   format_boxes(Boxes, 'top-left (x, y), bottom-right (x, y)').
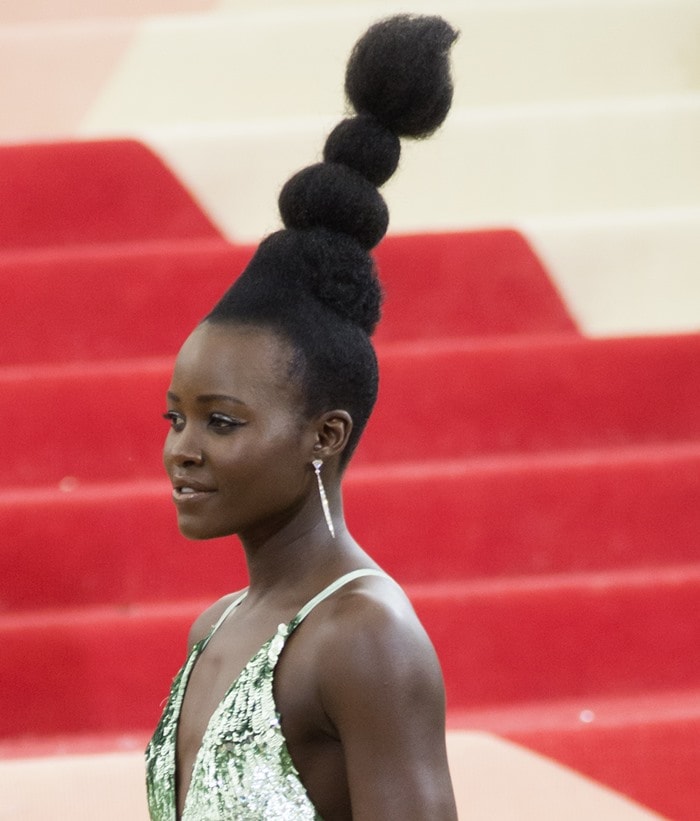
top-left (237, 485), bottom-right (367, 600)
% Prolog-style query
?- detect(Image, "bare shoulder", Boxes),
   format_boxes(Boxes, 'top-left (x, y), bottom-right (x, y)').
top-left (186, 589), bottom-right (246, 652)
top-left (317, 574), bottom-right (445, 709)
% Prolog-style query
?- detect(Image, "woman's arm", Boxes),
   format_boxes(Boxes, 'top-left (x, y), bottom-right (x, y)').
top-left (318, 589), bottom-right (458, 820)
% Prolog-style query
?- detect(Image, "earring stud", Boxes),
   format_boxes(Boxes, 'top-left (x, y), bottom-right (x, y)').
top-left (312, 459), bottom-right (335, 538)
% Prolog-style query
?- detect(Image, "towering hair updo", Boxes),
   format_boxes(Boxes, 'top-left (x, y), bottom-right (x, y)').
top-left (206, 14), bottom-right (458, 465)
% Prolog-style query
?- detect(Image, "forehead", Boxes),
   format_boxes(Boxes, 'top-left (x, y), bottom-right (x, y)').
top-left (170, 322), bottom-right (300, 406)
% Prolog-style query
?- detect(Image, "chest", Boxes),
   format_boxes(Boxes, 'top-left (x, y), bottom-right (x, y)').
top-left (176, 617), bottom-right (273, 772)
top-left (174, 615), bottom-right (326, 813)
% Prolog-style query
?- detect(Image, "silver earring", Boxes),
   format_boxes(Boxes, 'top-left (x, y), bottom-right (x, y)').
top-left (312, 459), bottom-right (335, 538)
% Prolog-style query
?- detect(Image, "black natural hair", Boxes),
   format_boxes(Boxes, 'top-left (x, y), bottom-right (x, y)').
top-left (206, 14), bottom-right (458, 466)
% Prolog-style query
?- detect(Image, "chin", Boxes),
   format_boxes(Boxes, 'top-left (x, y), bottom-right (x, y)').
top-left (177, 517), bottom-right (231, 541)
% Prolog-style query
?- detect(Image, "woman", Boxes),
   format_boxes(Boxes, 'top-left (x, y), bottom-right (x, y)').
top-left (146, 14), bottom-right (459, 820)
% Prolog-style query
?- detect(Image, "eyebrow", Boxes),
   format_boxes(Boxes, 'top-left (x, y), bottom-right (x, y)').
top-left (166, 391), bottom-right (247, 406)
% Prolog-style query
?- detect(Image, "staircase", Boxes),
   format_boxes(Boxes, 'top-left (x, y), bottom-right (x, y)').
top-left (1, 3), bottom-right (699, 820)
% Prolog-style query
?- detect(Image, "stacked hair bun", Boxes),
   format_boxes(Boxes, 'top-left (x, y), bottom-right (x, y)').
top-left (206, 14), bottom-right (457, 463)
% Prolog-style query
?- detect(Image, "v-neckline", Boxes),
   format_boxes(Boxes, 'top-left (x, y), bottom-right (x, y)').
top-left (172, 597), bottom-right (292, 819)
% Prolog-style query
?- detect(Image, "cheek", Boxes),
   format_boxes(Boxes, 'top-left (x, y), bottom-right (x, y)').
top-left (221, 427), bottom-right (309, 490)
top-left (162, 430), bottom-right (175, 468)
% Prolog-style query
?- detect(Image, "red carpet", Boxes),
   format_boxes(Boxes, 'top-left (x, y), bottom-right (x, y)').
top-left (0, 140), bottom-right (220, 248)
top-left (2, 139), bottom-right (698, 820)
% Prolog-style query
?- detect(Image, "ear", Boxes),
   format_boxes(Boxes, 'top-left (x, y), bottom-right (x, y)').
top-left (311, 410), bottom-right (353, 463)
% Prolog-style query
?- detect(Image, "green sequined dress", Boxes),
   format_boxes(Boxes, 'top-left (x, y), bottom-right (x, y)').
top-left (145, 568), bottom-right (386, 820)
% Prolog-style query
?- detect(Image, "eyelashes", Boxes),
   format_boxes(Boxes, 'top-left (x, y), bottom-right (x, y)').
top-left (209, 413), bottom-right (244, 431)
top-left (163, 411), bottom-right (184, 431)
top-left (162, 411), bottom-right (244, 433)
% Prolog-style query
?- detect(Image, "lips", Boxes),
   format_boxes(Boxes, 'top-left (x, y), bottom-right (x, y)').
top-left (171, 476), bottom-right (216, 504)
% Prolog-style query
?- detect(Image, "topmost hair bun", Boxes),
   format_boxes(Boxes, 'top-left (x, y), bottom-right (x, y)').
top-left (279, 14), bottom-right (458, 254)
top-left (345, 14), bottom-right (459, 139)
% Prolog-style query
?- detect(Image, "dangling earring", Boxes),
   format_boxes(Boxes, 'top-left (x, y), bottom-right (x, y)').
top-left (312, 459), bottom-right (335, 538)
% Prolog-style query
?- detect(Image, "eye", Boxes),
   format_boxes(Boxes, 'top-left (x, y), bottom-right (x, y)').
top-left (209, 413), bottom-right (244, 432)
top-left (163, 411), bottom-right (185, 431)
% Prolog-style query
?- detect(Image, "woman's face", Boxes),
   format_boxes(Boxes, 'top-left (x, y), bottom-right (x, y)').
top-left (163, 322), bottom-right (316, 542)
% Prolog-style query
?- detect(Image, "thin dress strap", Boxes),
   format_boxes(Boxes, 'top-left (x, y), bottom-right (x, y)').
top-left (201, 590), bottom-right (248, 650)
top-left (295, 568), bottom-right (388, 625)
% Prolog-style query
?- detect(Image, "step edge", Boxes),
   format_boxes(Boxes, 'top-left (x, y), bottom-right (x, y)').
top-left (447, 685), bottom-right (700, 734)
top-left (3, 329), bottom-right (699, 382)
top-left (3, 561), bottom-right (700, 630)
top-left (3, 438), bottom-right (700, 503)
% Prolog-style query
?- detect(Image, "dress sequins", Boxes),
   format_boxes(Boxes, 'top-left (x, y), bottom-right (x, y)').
top-left (145, 569), bottom-right (388, 820)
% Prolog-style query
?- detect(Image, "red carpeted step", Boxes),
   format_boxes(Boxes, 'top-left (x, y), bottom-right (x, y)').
top-left (373, 230), bottom-right (578, 341)
top-left (0, 358), bottom-right (171, 488)
top-left (412, 567), bottom-right (700, 709)
top-left (0, 229), bottom-right (575, 367)
top-left (365, 332), bottom-right (700, 462)
top-left (349, 444), bottom-right (700, 581)
top-left (449, 689), bottom-right (700, 821)
top-left (0, 480), bottom-right (246, 613)
top-left (0, 140), bottom-right (222, 250)
top-left (2, 569), bottom-right (698, 739)
top-left (2, 443), bottom-right (700, 611)
top-left (0, 601), bottom-right (197, 739)
top-left (2, 334), bottom-right (698, 488)
top-left (0, 238), bottom-right (253, 365)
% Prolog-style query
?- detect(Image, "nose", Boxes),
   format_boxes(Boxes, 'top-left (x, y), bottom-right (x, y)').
top-left (163, 426), bottom-right (205, 469)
